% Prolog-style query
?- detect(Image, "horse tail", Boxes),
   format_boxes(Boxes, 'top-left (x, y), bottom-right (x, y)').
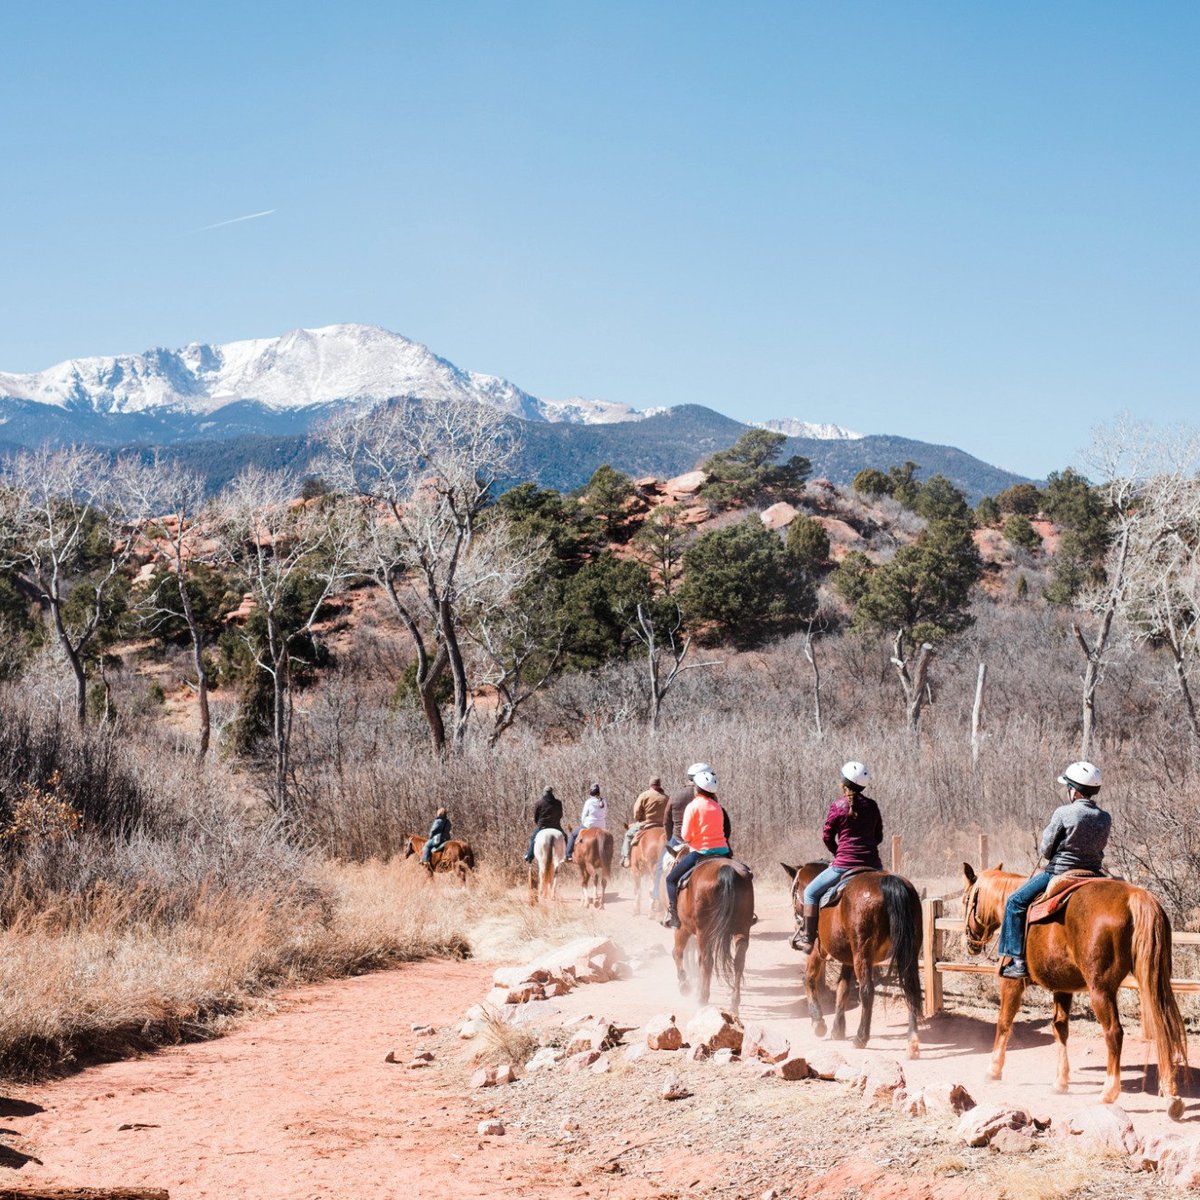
top-left (710, 864), bottom-right (743, 984)
top-left (881, 873), bottom-right (923, 1016)
top-left (1130, 887), bottom-right (1188, 1089)
top-left (462, 845), bottom-right (476, 870)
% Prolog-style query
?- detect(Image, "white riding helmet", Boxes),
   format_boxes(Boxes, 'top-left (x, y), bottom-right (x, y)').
top-left (686, 762), bottom-right (713, 779)
top-left (693, 769), bottom-right (718, 793)
top-left (1058, 761), bottom-right (1102, 790)
top-left (841, 761), bottom-right (870, 788)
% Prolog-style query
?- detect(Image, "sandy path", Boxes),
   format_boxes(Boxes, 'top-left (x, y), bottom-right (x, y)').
top-left (1, 879), bottom-right (1194, 1198)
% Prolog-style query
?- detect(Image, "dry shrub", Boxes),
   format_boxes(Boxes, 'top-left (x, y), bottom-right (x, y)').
top-left (474, 1006), bottom-right (539, 1067)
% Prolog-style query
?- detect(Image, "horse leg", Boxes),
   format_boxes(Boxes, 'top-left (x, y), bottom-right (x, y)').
top-left (805, 947), bottom-right (828, 1039)
top-left (731, 933), bottom-right (749, 1017)
top-left (674, 928), bottom-right (691, 996)
top-left (831, 962), bottom-right (854, 1041)
top-left (698, 938), bottom-right (714, 1007)
top-left (852, 953), bottom-right (874, 1049)
top-left (988, 977), bottom-right (1026, 1080)
top-left (1089, 986), bottom-right (1124, 1104)
top-left (1052, 991), bottom-right (1073, 1094)
top-left (633, 867), bottom-right (642, 916)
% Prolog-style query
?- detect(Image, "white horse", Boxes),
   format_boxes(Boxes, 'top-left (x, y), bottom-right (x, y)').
top-left (530, 828), bottom-right (566, 904)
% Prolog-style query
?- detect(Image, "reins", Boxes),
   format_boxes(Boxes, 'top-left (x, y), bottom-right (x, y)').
top-left (963, 880), bottom-right (998, 956)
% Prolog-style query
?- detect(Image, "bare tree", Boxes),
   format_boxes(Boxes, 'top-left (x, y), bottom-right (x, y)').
top-left (1071, 418), bottom-right (1200, 757)
top-left (0, 445), bottom-right (134, 726)
top-left (802, 616), bottom-right (825, 737)
top-left (890, 629), bottom-right (935, 734)
top-left (115, 455), bottom-right (218, 757)
top-left (215, 467), bottom-right (354, 812)
top-left (632, 600), bottom-right (722, 733)
top-left (321, 397), bottom-right (518, 754)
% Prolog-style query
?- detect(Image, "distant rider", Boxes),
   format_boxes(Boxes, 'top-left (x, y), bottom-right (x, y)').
top-left (620, 775), bottom-right (669, 868)
top-left (522, 786), bottom-right (564, 864)
top-left (793, 762), bottom-right (882, 953)
top-left (565, 783), bottom-right (607, 862)
top-left (420, 807), bottom-right (452, 870)
top-left (661, 768), bottom-right (732, 929)
top-left (998, 761), bottom-right (1109, 979)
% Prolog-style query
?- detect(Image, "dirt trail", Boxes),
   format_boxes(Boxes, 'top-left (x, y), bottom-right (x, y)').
top-left (0, 880), bottom-right (1194, 1198)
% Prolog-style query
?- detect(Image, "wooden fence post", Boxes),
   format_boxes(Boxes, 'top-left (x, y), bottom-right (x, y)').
top-left (978, 833), bottom-right (989, 871)
top-left (891, 834), bottom-right (902, 874)
top-left (922, 896), bottom-right (943, 1019)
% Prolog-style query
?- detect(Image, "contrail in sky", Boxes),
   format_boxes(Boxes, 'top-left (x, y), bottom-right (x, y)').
top-left (194, 209), bottom-right (276, 232)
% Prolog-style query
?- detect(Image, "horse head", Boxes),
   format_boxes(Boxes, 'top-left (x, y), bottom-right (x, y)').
top-left (961, 862), bottom-right (1008, 955)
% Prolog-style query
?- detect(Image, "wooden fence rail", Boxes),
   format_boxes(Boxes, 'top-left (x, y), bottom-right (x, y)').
top-left (920, 897), bottom-right (1200, 1019)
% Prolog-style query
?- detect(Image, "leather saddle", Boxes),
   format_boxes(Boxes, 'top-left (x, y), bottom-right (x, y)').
top-left (1027, 869), bottom-right (1105, 924)
top-left (678, 856), bottom-right (753, 892)
top-left (819, 865), bottom-right (879, 908)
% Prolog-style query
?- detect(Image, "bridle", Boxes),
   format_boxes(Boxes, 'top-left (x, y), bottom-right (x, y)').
top-left (963, 880), bottom-right (994, 956)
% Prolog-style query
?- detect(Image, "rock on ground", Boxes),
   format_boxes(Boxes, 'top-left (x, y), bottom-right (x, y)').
top-left (1065, 1105), bottom-right (1141, 1157)
top-left (685, 1006), bottom-right (744, 1054)
top-left (861, 1059), bottom-right (906, 1110)
top-left (956, 1105), bottom-right (1032, 1148)
top-left (645, 1014), bottom-right (683, 1052)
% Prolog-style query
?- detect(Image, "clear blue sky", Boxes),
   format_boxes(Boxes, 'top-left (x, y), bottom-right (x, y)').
top-left (2, 2), bottom-right (1197, 478)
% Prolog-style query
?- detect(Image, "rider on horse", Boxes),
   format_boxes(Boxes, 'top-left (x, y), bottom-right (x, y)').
top-left (621, 775), bottom-right (668, 867)
top-left (522, 786), bottom-right (564, 863)
top-left (565, 783), bottom-right (607, 862)
top-left (793, 761), bottom-right (882, 953)
top-left (656, 762), bottom-right (711, 899)
top-left (661, 768), bottom-right (732, 930)
top-left (998, 760), bottom-right (1109, 979)
top-left (420, 807), bottom-right (451, 870)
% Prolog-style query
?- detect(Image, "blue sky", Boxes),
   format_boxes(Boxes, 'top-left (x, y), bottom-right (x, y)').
top-left (1, 2), bottom-right (1196, 478)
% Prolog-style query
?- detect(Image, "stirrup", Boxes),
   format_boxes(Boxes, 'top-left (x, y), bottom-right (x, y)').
top-left (662, 913), bottom-right (681, 929)
top-left (1000, 957), bottom-right (1028, 979)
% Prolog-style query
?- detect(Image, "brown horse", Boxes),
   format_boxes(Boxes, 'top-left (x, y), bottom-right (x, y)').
top-left (404, 835), bottom-right (476, 883)
top-left (627, 824), bottom-right (666, 916)
top-left (962, 864), bottom-right (1187, 1117)
top-left (672, 858), bottom-right (755, 1014)
top-left (574, 828), bottom-right (613, 908)
top-left (783, 863), bottom-right (923, 1057)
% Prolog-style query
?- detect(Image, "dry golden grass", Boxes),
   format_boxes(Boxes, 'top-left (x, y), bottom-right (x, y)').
top-left (0, 855), bottom-right (588, 1080)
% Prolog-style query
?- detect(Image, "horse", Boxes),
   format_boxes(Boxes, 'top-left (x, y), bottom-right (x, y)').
top-left (628, 824), bottom-right (667, 916)
top-left (671, 857), bottom-right (755, 1014)
top-left (528, 828), bottom-right (566, 904)
top-left (574, 827), bottom-right (613, 908)
top-left (962, 863), bottom-right (1187, 1117)
top-left (782, 862), bottom-right (923, 1058)
top-left (404, 835), bottom-right (476, 883)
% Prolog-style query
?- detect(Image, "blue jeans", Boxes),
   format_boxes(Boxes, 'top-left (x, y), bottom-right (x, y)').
top-left (421, 838), bottom-right (445, 865)
top-left (998, 871), bottom-right (1052, 959)
top-left (802, 864), bottom-right (848, 906)
top-left (666, 848), bottom-right (732, 913)
top-left (655, 836), bottom-right (684, 898)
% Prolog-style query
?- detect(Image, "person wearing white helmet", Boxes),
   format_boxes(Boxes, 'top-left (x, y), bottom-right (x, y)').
top-left (655, 762), bottom-right (713, 901)
top-left (998, 761), bottom-right (1110, 979)
top-left (661, 767), bottom-right (733, 929)
top-left (793, 761), bottom-right (883, 953)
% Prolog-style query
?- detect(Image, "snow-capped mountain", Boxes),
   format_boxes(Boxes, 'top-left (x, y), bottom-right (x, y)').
top-left (0, 324), bottom-right (865, 447)
top-left (755, 418), bottom-right (863, 440)
top-left (0, 324), bottom-right (544, 421)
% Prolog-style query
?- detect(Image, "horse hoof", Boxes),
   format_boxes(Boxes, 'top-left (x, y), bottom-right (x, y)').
top-left (1169, 1098), bottom-right (1185, 1121)
top-left (907, 1045), bottom-right (920, 1061)
top-left (813, 1021), bottom-right (827, 1038)
top-left (986, 1068), bottom-right (1002, 1082)
top-left (1053, 1082), bottom-right (1068, 1095)
top-left (852, 1036), bottom-right (868, 1050)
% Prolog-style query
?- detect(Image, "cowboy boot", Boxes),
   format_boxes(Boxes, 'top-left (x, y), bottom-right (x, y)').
top-left (791, 904), bottom-right (818, 953)
top-left (661, 904), bottom-right (681, 929)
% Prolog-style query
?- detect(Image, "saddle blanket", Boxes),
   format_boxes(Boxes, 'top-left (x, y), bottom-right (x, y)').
top-left (1027, 872), bottom-right (1104, 924)
top-left (819, 865), bottom-right (880, 908)
top-left (678, 857), bottom-right (753, 892)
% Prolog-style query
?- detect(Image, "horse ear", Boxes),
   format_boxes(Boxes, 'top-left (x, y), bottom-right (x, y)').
top-left (963, 862), bottom-right (976, 885)
top-left (780, 862), bottom-right (798, 881)
top-left (996, 861), bottom-right (1003, 872)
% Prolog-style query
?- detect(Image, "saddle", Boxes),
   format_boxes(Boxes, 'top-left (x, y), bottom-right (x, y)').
top-left (1027, 870), bottom-right (1105, 925)
top-left (630, 824), bottom-right (659, 851)
top-left (678, 857), bottom-right (753, 892)
top-left (819, 865), bottom-right (879, 908)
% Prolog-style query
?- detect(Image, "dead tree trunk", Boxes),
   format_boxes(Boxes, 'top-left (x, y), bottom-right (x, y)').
top-left (891, 630), bottom-right (935, 735)
top-left (970, 661), bottom-right (987, 770)
top-left (802, 618), bottom-right (824, 737)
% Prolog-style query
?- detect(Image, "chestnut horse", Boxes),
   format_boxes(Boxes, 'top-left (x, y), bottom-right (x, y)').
top-left (528, 828), bottom-right (566, 904)
top-left (574, 828), bottom-right (613, 908)
top-left (671, 858), bottom-right (755, 1014)
top-left (962, 864), bottom-right (1187, 1117)
top-left (783, 862), bottom-right (923, 1057)
top-left (404, 835), bottom-right (475, 882)
top-left (627, 824), bottom-right (666, 916)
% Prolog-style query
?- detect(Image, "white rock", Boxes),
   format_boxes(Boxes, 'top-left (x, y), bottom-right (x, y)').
top-left (685, 1006), bottom-right (743, 1053)
top-left (477, 1119), bottom-right (505, 1136)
